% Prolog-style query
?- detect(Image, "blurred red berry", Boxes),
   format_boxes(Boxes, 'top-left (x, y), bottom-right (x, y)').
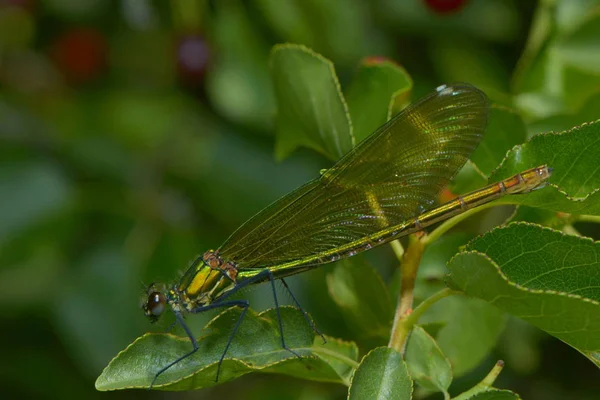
top-left (176, 34), bottom-right (210, 85)
top-left (51, 28), bottom-right (107, 84)
top-left (423, 0), bottom-right (468, 14)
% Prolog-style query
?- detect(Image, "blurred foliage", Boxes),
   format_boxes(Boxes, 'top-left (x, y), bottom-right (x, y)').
top-left (1, 0), bottom-right (600, 399)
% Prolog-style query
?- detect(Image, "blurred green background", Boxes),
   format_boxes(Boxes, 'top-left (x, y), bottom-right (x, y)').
top-left (1, 0), bottom-right (599, 399)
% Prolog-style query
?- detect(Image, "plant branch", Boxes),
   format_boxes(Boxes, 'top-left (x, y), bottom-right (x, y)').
top-left (404, 288), bottom-right (458, 329)
top-left (388, 234), bottom-right (424, 353)
top-left (562, 224), bottom-right (582, 237)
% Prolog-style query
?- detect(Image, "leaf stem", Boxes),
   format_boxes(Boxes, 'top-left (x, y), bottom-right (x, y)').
top-left (404, 288), bottom-right (458, 330)
top-left (562, 224), bottom-right (582, 237)
top-left (452, 360), bottom-right (505, 400)
top-left (388, 234), bottom-right (424, 353)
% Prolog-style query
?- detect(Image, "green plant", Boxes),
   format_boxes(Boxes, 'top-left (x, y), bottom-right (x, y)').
top-left (96, 44), bottom-right (600, 399)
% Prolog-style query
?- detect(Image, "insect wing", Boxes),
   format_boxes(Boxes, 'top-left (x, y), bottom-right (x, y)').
top-left (218, 84), bottom-right (488, 270)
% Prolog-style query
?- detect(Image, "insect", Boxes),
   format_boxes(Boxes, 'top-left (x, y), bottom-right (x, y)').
top-left (142, 83), bottom-right (552, 387)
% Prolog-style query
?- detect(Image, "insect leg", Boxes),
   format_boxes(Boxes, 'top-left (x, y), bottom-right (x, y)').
top-left (233, 269), bottom-right (303, 359)
top-left (150, 311), bottom-right (198, 388)
top-left (280, 278), bottom-right (326, 344)
top-left (151, 299), bottom-right (250, 387)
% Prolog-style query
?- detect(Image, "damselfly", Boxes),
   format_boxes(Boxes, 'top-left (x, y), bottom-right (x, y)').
top-left (142, 83), bottom-right (552, 387)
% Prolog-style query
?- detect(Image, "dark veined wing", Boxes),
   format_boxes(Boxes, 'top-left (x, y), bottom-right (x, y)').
top-left (218, 83), bottom-right (488, 270)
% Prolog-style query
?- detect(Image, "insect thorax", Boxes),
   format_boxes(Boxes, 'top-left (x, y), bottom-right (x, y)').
top-left (175, 250), bottom-right (238, 311)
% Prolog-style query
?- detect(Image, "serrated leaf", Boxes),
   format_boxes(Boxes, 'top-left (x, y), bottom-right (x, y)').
top-left (492, 120), bottom-right (600, 215)
top-left (344, 58), bottom-right (412, 142)
top-left (348, 347), bottom-right (413, 400)
top-left (96, 306), bottom-right (359, 391)
top-left (448, 223), bottom-right (600, 368)
top-left (326, 257), bottom-right (393, 346)
top-left (270, 44), bottom-right (354, 160)
top-left (464, 223), bottom-right (600, 300)
top-left (405, 325), bottom-right (452, 395)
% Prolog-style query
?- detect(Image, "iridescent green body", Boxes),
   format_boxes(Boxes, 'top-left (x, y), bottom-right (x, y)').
top-left (176, 165), bottom-right (551, 310)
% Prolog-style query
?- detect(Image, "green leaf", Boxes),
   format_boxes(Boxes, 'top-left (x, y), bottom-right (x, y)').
top-left (414, 232), bottom-right (474, 299)
top-left (462, 389), bottom-right (521, 400)
top-left (96, 306), bottom-right (359, 391)
top-left (405, 325), bottom-right (452, 395)
top-left (492, 120), bottom-right (600, 215)
top-left (528, 91), bottom-right (600, 136)
top-left (453, 104), bottom-right (528, 193)
top-left (512, 3), bottom-right (600, 117)
top-left (448, 222), bottom-right (600, 368)
top-left (470, 105), bottom-right (528, 177)
top-left (270, 44), bottom-right (354, 160)
top-left (255, 0), bottom-right (377, 66)
top-left (420, 296), bottom-right (505, 377)
top-left (344, 58), bottom-right (412, 142)
top-left (326, 257), bottom-right (393, 346)
top-left (348, 347), bottom-right (413, 400)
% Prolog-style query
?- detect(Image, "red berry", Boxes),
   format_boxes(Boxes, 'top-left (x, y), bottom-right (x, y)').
top-left (423, 0), bottom-right (468, 14)
top-left (51, 28), bottom-right (107, 84)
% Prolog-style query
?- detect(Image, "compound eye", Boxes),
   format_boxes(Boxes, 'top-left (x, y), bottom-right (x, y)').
top-left (145, 292), bottom-right (166, 317)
